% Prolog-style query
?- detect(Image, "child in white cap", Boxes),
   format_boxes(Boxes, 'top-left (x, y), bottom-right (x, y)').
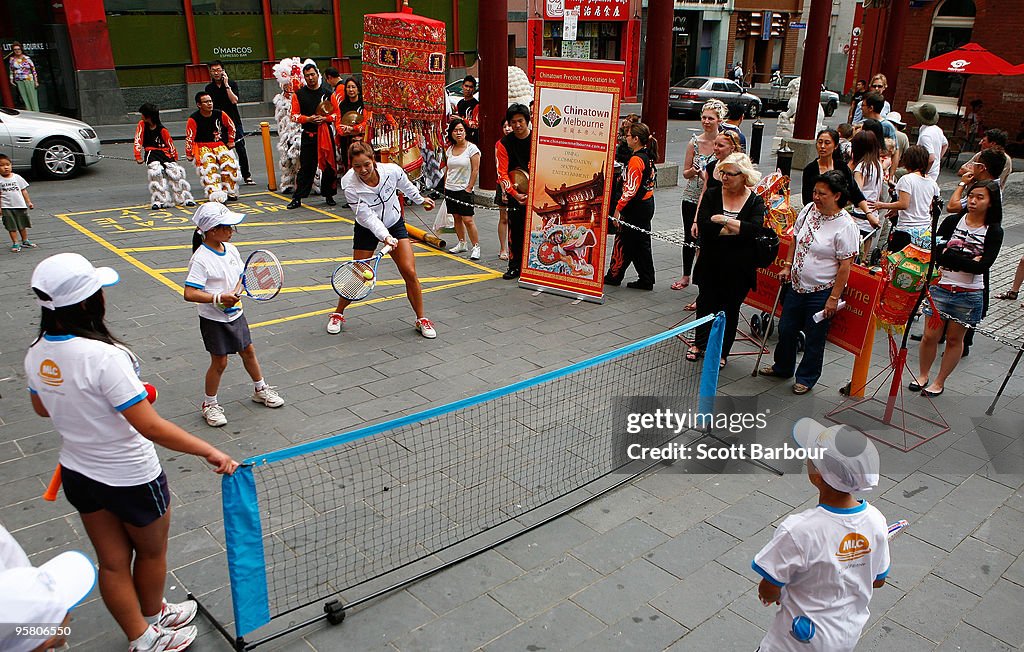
top-left (184, 202), bottom-right (284, 427)
top-left (24, 254), bottom-right (239, 652)
top-left (0, 523), bottom-right (96, 652)
top-left (752, 418), bottom-right (890, 651)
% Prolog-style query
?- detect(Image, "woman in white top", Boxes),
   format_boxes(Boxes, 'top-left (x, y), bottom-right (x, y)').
top-left (443, 118), bottom-right (481, 259)
top-left (24, 253), bottom-right (238, 652)
top-left (851, 130), bottom-right (884, 234)
top-left (328, 140), bottom-right (437, 338)
top-left (761, 170), bottom-right (860, 395)
top-left (911, 180), bottom-right (1003, 397)
top-left (872, 145), bottom-right (939, 252)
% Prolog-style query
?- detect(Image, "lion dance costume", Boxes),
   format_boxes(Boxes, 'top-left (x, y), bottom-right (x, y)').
top-left (185, 108), bottom-right (239, 200)
top-left (134, 121), bottom-right (195, 209)
top-left (272, 57), bottom-right (314, 193)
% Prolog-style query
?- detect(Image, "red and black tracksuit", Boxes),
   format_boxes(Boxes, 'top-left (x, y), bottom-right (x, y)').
top-left (605, 148), bottom-right (656, 287)
top-left (496, 132), bottom-right (532, 274)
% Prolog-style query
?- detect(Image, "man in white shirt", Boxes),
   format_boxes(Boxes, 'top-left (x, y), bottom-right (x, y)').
top-left (913, 103), bottom-right (948, 182)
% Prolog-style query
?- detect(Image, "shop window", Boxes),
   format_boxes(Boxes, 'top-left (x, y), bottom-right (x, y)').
top-left (192, 0), bottom-right (261, 14)
top-left (920, 0), bottom-right (974, 101)
top-left (271, 0), bottom-right (330, 13)
top-left (106, 0), bottom-right (183, 14)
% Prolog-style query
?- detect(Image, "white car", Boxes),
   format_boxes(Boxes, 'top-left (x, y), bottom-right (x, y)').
top-left (0, 107), bottom-right (102, 179)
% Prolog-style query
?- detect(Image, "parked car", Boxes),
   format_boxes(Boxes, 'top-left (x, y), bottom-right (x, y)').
top-left (0, 108), bottom-right (101, 180)
top-left (748, 76), bottom-right (841, 117)
top-left (668, 77), bottom-right (761, 119)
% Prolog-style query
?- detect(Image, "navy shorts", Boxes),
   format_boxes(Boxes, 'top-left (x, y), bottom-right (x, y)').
top-left (352, 217), bottom-right (409, 252)
top-left (62, 466), bottom-right (170, 527)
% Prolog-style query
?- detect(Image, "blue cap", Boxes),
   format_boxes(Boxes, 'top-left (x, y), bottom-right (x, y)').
top-left (791, 615), bottom-right (816, 642)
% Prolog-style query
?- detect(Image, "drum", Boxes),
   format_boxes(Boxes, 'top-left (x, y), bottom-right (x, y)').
top-left (396, 145), bottom-right (423, 182)
top-left (510, 168), bottom-right (529, 195)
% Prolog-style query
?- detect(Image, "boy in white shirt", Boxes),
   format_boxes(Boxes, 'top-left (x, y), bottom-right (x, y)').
top-left (184, 202), bottom-right (284, 426)
top-left (913, 103), bottom-right (948, 182)
top-left (752, 418), bottom-right (890, 652)
top-left (0, 153), bottom-right (37, 252)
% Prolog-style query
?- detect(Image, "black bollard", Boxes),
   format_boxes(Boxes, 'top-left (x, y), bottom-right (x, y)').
top-left (776, 143), bottom-right (794, 177)
top-left (749, 119), bottom-right (765, 164)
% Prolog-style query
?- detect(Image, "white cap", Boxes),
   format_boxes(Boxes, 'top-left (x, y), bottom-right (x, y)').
top-left (191, 201), bottom-right (246, 233)
top-left (886, 111), bottom-right (906, 128)
top-left (793, 418), bottom-right (880, 493)
top-left (31, 253), bottom-right (119, 310)
top-left (0, 551), bottom-right (97, 652)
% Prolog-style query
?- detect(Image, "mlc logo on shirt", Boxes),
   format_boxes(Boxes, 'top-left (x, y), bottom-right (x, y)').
top-left (835, 533), bottom-right (871, 562)
top-left (39, 359), bottom-right (63, 387)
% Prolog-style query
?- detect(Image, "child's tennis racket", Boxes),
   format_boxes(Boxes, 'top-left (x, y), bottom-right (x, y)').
top-left (331, 244), bottom-right (393, 301)
top-left (887, 519), bottom-right (910, 541)
top-left (231, 249), bottom-right (284, 301)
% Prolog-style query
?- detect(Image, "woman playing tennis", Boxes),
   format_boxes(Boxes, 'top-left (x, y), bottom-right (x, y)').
top-left (327, 140), bottom-right (437, 337)
top-left (25, 253), bottom-right (239, 652)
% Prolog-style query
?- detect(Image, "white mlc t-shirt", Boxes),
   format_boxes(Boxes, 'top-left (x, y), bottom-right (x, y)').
top-left (753, 501), bottom-right (890, 652)
top-left (24, 335), bottom-right (161, 486)
top-left (185, 242), bottom-right (245, 322)
top-left (444, 142), bottom-right (481, 191)
top-left (940, 216), bottom-right (988, 290)
top-left (917, 124), bottom-right (948, 181)
top-left (0, 525), bottom-right (30, 572)
top-left (791, 205), bottom-right (860, 293)
top-left (894, 173), bottom-right (940, 231)
top-left (0, 173), bottom-right (29, 209)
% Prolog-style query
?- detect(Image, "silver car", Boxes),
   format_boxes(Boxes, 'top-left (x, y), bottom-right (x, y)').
top-left (668, 76), bottom-right (762, 119)
top-left (0, 108), bottom-right (102, 180)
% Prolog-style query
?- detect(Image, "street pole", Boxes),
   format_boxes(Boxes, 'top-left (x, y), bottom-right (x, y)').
top-left (477, 0), bottom-right (508, 191)
top-left (880, 0), bottom-right (910, 92)
top-left (641, 0), bottom-right (672, 164)
top-left (750, 119), bottom-right (764, 164)
top-left (794, 0), bottom-right (831, 141)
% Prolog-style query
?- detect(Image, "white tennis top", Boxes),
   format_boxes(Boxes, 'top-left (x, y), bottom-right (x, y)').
top-left (341, 162), bottom-right (426, 242)
top-left (185, 242), bottom-right (244, 322)
top-left (25, 335), bottom-right (161, 486)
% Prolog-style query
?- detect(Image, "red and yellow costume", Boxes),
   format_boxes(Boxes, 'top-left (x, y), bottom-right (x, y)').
top-left (134, 121), bottom-right (194, 208)
top-left (185, 109), bottom-right (239, 200)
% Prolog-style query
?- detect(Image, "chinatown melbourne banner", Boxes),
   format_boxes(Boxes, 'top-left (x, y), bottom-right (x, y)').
top-left (519, 57), bottom-right (624, 303)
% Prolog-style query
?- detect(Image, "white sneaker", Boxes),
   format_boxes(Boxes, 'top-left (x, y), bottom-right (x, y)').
top-left (253, 385), bottom-right (284, 408)
top-left (129, 625), bottom-right (198, 652)
top-left (448, 241), bottom-right (467, 254)
top-left (202, 402), bottom-right (227, 427)
top-left (326, 312), bottom-right (345, 334)
top-left (156, 599), bottom-right (197, 630)
top-left (469, 244), bottom-right (481, 260)
top-left (415, 317), bottom-right (437, 339)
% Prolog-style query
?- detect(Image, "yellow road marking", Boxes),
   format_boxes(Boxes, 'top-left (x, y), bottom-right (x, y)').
top-left (151, 251), bottom-right (454, 273)
top-left (122, 235), bottom-right (354, 252)
top-left (248, 274), bottom-right (502, 328)
top-left (274, 273), bottom-right (496, 294)
top-left (63, 191), bottom-right (290, 216)
top-left (103, 218), bottom-right (345, 233)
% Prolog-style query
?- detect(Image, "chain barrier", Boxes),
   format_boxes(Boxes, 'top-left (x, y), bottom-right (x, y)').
top-left (4, 141), bottom-right (142, 163)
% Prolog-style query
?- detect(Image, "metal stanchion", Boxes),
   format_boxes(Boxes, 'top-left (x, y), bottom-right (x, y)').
top-left (260, 121), bottom-right (277, 191)
top-left (749, 119), bottom-right (764, 164)
top-left (776, 142), bottom-right (794, 177)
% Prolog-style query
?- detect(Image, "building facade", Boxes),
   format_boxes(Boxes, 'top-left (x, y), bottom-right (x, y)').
top-left (854, 0), bottom-right (1024, 135)
top-left (1, 0), bottom-right (478, 124)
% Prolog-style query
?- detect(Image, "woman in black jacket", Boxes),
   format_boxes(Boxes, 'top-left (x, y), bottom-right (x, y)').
top-left (801, 128), bottom-right (869, 217)
top-left (688, 153), bottom-right (766, 367)
top-left (911, 179), bottom-right (1003, 397)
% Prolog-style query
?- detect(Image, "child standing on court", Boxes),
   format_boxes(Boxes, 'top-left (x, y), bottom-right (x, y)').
top-left (0, 153), bottom-right (36, 252)
top-left (752, 418), bottom-right (889, 652)
top-left (184, 202), bottom-right (284, 427)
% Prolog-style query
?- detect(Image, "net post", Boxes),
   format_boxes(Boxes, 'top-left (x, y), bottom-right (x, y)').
top-left (698, 312), bottom-right (727, 413)
top-left (222, 464), bottom-right (272, 638)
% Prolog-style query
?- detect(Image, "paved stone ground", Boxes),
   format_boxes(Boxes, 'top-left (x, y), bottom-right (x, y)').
top-left (1, 107), bottom-right (1022, 651)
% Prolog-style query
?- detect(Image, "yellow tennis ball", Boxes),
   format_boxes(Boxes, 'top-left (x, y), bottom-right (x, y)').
top-left (362, 269), bottom-right (374, 280)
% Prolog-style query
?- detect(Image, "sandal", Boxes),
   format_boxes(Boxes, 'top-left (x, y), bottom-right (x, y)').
top-left (996, 290), bottom-right (1019, 300)
top-left (684, 301), bottom-right (697, 312)
top-left (759, 366), bottom-right (784, 377)
top-left (499, 251), bottom-right (509, 261)
top-left (719, 359), bottom-right (727, 369)
top-left (685, 346), bottom-right (702, 362)
top-left (792, 383), bottom-right (812, 395)
top-left (671, 277), bottom-right (690, 291)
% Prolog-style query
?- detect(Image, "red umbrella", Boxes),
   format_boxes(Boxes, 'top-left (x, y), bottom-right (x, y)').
top-left (908, 43), bottom-right (1017, 133)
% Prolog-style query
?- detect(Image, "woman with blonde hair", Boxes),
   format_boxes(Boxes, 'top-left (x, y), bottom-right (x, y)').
top-left (674, 99), bottom-right (726, 291)
top-left (688, 152), bottom-right (765, 367)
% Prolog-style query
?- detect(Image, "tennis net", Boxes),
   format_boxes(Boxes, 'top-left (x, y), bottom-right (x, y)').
top-left (216, 313), bottom-right (726, 644)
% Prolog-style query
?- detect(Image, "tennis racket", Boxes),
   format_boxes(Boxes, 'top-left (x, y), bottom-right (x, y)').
top-left (887, 519), bottom-right (910, 541)
top-left (331, 244), bottom-right (393, 301)
top-left (231, 249), bottom-right (284, 301)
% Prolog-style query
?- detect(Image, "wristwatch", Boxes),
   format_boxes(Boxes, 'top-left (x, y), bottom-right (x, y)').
top-left (958, 181), bottom-right (966, 187)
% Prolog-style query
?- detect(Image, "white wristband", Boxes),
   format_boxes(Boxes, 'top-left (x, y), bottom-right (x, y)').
top-left (213, 292), bottom-right (221, 306)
